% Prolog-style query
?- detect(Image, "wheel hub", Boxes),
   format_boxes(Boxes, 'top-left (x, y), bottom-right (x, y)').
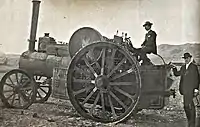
top-left (14, 85), bottom-right (21, 92)
top-left (95, 75), bottom-right (109, 91)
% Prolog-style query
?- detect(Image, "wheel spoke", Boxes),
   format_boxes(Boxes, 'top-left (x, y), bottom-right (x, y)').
top-left (3, 89), bottom-right (14, 93)
top-left (107, 58), bottom-right (126, 78)
top-left (35, 75), bottom-right (42, 80)
top-left (73, 86), bottom-right (93, 96)
top-left (19, 74), bottom-right (24, 83)
top-left (107, 49), bottom-right (117, 73)
top-left (25, 90), bottom-right (33, 97)
top-left (73, 88), bottom-right (87, 96)
top-left (39, 85), bottom-right (50, 88)
top-left (81, 87), bottom-right (97, 105)
top-left (5, 92), bottom-right (15, 100)
top-left (108, 93), bottom-right (117, 117)
top-left (114, 86), bottom-right (135, 101)
top-left (5, 83), bottom-right (14, 88)
top-left (39, 87), bottom-right (48, 94)
top-left (37, 76), bottom-right (42, 80)
top-left (89, 93), bottom-right (100, 115)
top-left (11, 93), bottom-right (16, 105)
top-left (100, 91), bottom-right (105, 114)
top-left (73, 78), bottom-right (95, 84)
top-left (15, 73), bottom-right (19, 84)
top-left (34, 76), bottom-right (38, 80)
top-left (18, 94), bottom-right (21, 106)
top-left (74, 66), bottom-right (90, 76)
top-left (37, 91), bottom-right (43, 99)
top-left (109, 82), bottom-right (137, 86)
top-left (8, 76), bottom-right (15, 86)
top-left (109, 91), bottom-right (127, 110)
top-left (111, 67), bottom-right (136, 81)
top-left (18, 91), bottom-right (29, 102)
top-left (83, 57), bottom-right (98, 78)
top-left (21, 79), bottom-right (31, 87)
top-left (101, 48), bottom-right (106, 75)
top-left (90, 50), bottom-right (101, 70)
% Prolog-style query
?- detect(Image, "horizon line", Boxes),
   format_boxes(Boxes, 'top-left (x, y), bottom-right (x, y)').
top-left (3, 41), bottom-right (200, 55)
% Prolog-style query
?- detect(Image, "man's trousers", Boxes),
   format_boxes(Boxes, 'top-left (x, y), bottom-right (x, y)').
top-left (183, 94), bottom-right (196, 127)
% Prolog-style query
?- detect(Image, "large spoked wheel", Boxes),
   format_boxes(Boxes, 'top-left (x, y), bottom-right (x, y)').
top-left (0, 69), bottom-right (36, 109)
top-left (67, 42), bottom-right (142, 123)
top-left (34, 75), bottom-right (52, 103)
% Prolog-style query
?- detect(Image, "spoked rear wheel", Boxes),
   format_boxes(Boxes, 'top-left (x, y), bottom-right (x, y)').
top-left (67, 42), bottom-right (142, 123)
top-left (0, 69), bottom-right (36, 109)
top-left (34, 75), bottom-right (52, 103)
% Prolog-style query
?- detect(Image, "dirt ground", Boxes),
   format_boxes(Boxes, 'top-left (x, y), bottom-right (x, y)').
top-left (0, 97), bottom-right (200, 127)
top-left (0, 66), bottom-right (200, 127)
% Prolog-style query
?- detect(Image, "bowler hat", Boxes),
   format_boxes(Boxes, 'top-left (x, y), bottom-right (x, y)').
top-left (182, 52), bottom-right (192, 59)
top-left (143, 21), bottom-right (153, 27)
top-left (44, 33), bottom-right (50, 36)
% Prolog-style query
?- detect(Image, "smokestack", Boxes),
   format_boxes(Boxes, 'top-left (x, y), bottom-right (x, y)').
top-left (28, 0), bottom-right (41, 52)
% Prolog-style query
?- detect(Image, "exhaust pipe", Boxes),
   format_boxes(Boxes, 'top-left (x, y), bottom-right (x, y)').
top-left (28, 0), bottom-right (41, 52)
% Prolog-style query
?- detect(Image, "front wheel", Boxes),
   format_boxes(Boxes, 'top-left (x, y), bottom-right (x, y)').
top-left (0, 69), bottom-right (36, 109)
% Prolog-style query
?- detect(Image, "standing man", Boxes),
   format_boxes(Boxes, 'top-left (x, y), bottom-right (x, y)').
top-left (172, 52), bottom-right (200, 127)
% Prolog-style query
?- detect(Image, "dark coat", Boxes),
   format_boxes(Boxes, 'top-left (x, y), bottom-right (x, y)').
top-left (173, 62), bottom-right (200, 95)
top-left (141, 30), bottom-right (157, 54)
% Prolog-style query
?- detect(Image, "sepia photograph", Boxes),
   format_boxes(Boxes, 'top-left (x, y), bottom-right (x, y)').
top-left (0, 0), bottom-right (200, 126)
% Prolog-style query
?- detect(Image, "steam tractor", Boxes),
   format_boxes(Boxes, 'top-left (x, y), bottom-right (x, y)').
top-left (0, 0), bottom-right (176, 123)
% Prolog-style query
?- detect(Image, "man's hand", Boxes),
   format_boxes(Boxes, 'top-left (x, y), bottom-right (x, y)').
top-left (194, 89), bottom-right (199, 97)
top-left (169, 62), bottom-right (176, 69)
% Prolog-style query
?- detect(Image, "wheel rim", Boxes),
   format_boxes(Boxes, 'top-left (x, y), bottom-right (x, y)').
top-left (67, 42), bottom-right (141, 123)
top-left (0, 69), bottom-right (36, 109)
top-left (34, 76), bottom-right (52, 103)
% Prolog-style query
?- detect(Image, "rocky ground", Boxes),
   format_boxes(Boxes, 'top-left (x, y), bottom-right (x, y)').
top-left (0, 96), bottom-right (200, 127)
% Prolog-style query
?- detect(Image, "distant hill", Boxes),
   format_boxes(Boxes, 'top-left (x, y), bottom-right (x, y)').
top-left (3, 43), bottom-right (200, 67)
top-left (149, 43), bottom-right (200, 64)
top-left (157, 43), bottom-right (200, 63)
top-left (5, 54), bottom-right (20, 67)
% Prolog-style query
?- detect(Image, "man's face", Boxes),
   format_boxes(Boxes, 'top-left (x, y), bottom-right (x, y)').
top-left (144, 25), bottom-right (151, 31)
top-left (184, 57), bottom-right (191, 64)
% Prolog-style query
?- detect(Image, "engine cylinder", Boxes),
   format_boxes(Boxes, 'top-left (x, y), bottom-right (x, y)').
top-left (19, 51), bottom-right (70, 77)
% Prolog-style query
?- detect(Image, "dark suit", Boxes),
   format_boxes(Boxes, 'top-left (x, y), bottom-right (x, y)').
top-left (173, 62), bottom-right (200, 127)
top-left (137, 30), bottom-right (157, 64)
top-left (127, 29), bottom-right (157, 64)
top-left (141, 30), bottom-right (157, 54)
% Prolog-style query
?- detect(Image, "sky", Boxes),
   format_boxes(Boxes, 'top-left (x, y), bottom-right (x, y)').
top-left (0, 0), bottom-right (199, 54)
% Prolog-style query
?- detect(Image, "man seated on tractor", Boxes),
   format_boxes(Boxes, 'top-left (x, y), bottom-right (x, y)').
top-left (128, 21), bottom-right (157, 65)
